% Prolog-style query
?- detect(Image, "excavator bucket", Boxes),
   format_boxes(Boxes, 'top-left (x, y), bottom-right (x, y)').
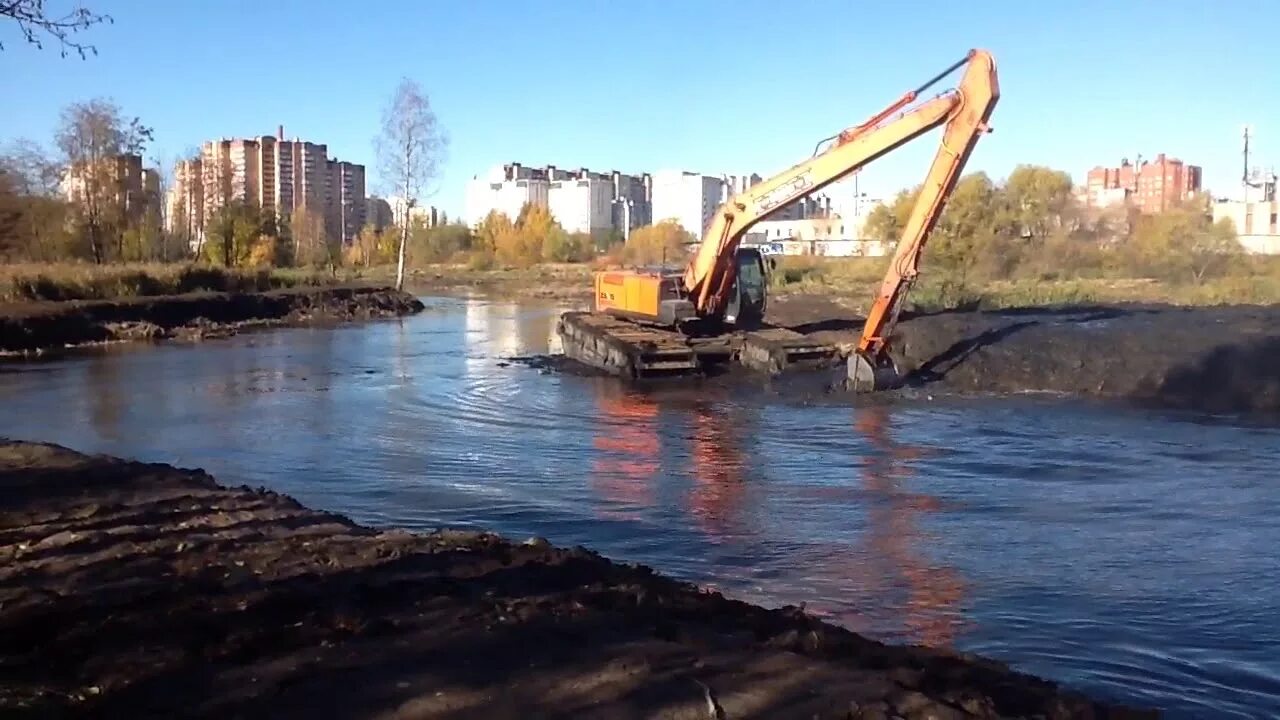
top-left (846, 351), bottom-right (902, 393)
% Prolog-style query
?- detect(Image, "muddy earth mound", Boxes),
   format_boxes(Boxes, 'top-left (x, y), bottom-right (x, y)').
top-left (769, 296), bottom-right (1280, 414)
top-left (0, 286), bottom-right (424, 355)
top-left (0, 440), bottom-right (1153, 719)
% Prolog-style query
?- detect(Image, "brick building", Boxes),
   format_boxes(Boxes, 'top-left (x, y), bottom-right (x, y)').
top-left (1085, 154), bottom-right (1202, 213)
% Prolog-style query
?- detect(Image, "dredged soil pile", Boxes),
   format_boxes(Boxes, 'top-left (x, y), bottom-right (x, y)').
top-left (0, 440), bottom-right (1154, 719)
top-left (768, 296), bottom-right (1280, 414)
top-left (0, 286), bottom-right (425, 356)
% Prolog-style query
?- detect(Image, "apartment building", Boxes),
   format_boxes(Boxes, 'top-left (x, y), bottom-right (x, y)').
top-left (1212, 199), bottom-right (1280, 254)
top-left (465, 163), bottom-right (652, 238)
top-left (164, 158), bottom-right (204, 237)
top-left (327, 159), bottom-right (366, 241)
top-left (548, 177), bottom-right (613, 235)
top-left (61, 153), bottom-right (157, 228)
top-left (174, 126), bottom-right (365, 242)
top-left (465, 167), bottom-right (550, 223)
top-left (366, 197), bottom-right (395, 230)
top-left (1085, 154), bottom-right (1202, 213)
top-left (611, 170), bottom-right (652, 232)
top-left (650, 170), bottom-right (725, 241)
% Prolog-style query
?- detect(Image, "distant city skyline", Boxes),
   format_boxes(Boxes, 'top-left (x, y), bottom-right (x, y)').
top-left (3, 2), bottom-right (1278, 217)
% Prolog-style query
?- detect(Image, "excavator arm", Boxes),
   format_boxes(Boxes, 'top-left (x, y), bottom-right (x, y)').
top-left (682, 49), bottom-right (999, 370)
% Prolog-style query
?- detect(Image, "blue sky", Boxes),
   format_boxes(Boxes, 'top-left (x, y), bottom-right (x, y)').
top-left (3, 0), bottom-right (1277, 216)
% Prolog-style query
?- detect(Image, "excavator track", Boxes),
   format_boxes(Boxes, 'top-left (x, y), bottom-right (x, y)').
top-left (557, 311), bottom-right (841, 379)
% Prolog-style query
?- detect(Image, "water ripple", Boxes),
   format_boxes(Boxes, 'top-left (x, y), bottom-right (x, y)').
top-left (0, 296), bottom-right (1278, 718)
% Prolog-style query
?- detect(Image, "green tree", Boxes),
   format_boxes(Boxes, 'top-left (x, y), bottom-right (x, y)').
top-left (1001, 165), bottom-right (1077, 240)
top-left (202, 202), bottom-right (261, 267)
top-left (1131, 208), bottom-right (1243, 284)
top-left (409, 221), bottom-right (472, 265)
top-left (543, 230), bottom-right (593, 262)
top-left (863, 187), bottom-right (918, 243)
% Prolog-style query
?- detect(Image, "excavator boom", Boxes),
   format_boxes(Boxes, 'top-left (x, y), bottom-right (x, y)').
top-left (684, 49), bottom-right (999, 334)
top-left (570, 49), bottom-right (999, 386)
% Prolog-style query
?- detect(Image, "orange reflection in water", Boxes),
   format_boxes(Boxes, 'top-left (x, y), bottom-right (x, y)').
top-left (846, 405), bottom-right (967, 647)
top-left (688, 402), bottom-right (747, 539)
top-left (589, 382), bottom-right (661, 520)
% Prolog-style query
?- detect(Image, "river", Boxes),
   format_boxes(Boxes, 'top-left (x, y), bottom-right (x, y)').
top-left (2, 294), bottom-right (1278, 718)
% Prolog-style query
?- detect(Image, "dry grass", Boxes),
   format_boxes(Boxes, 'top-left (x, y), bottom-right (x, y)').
top-left (767, 254), bottom-right (1280, 310)
top-left (0, 263), bottom-right (338, 303)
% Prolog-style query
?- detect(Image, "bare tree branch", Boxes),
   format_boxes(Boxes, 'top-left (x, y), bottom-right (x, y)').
top-left (0, 0), bottom-right (113, 58)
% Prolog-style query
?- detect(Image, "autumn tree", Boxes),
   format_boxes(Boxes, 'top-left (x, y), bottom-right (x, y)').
top-left (55, 98), bottom-right (152, 263)
top-left (624, 220), bottom-right (695, 265)
top-left (863, 187), bottom-right (917, 244)
top-left (0, 140), bottom-right (71, 260)
top-left (543, 231), bottom-right (593, 263)
top-left (474, 210), bottom-right (513, 259)
top-left (409, 221), bottom-right (472, 264)
top-left (0, 0), bottom-right (112, 58)
top-left (290, 205), bottom-right (333, 268)
top-left (202, 202), bottom-right (261, 268)
top-left (375, 78), bottom-right (448, 290)
top-left (1130, 208), bottom-right (1242, 284)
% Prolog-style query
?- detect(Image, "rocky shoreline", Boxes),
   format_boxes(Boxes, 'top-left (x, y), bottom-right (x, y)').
top-left (0, 440), bottom-right (1155, 719)
top-left (0, 285), bottom-right (425, 357)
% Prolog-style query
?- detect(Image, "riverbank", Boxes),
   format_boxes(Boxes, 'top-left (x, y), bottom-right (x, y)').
top-left (761, 295), bottom-right (1280, 415)
top-left (0, 440), bottom-right (1151, 719)
top-left (0, 285), bottom-right (424, 356)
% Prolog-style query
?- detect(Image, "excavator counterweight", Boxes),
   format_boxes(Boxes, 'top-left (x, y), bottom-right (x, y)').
top-left (558, 49), bottom-right (1001, 386)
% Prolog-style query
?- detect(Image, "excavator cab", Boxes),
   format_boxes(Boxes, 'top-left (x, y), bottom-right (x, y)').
top-left (721, 247), bottom-right (768, 330)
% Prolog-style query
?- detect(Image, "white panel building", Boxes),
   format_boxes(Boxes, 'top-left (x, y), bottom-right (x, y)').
top-left (465, 167), bottom-right (550, 225)
top-left (548, 178), bottom-right (613, 235)
top-left (650, 170), bottom-right (726, 241)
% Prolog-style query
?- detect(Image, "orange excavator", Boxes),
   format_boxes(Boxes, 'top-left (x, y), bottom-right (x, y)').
top-left (580, 49), bottom-right (999, 390)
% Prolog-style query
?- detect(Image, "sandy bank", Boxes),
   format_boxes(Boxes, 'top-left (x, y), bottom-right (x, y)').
top-left (0, 286), bottom-right (425, 356)
top-left (0, 440), bottom-right (1155, 719)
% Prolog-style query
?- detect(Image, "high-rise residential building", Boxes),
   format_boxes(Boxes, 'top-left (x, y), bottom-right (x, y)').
top-left (61, 153), bottom-right (155, 227)
top-left (173, 126), bottom-right (364, 242)
top-left (548, 177), bottom-right (613, 236)
top-left (465, 163), bottom-right (652, 239)
top-left (327, 159), bottom-right (366, 241)
top-left (165, 158), bottom-right (204, 239)
top-left (650, 170), bottom-right (725, 241)
top-left (366, 197), bottom-right (395, 230)
top-left (465, 164), bottom-right (550, 224)
top-left (610, 170), bottom-right (652, 234)
top-left (1086, 154), bottom-right (1202, 213)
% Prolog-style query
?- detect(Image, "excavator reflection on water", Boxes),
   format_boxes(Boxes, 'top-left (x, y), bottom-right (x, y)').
top-left (557, 49), bottom-right (1000, 391)
top-left (586, 380), bottom-right (966, 646)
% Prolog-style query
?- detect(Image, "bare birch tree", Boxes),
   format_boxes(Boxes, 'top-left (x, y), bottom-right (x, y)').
top-left (375, 78), bottom-right (447, 290)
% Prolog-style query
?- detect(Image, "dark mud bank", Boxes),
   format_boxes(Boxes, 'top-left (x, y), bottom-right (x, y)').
top-left (0, 286), bottom-right (425, 355)
top-left (762, 297), bottom-right (1280, 414)
top-left (882, 304), bottom-right (1280, 414)
top-left (0, 440), bottom-right (1153, 719)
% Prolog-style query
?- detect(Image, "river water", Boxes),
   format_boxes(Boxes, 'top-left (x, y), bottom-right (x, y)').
top-left (2, 294), bottom-right (1278, 718)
